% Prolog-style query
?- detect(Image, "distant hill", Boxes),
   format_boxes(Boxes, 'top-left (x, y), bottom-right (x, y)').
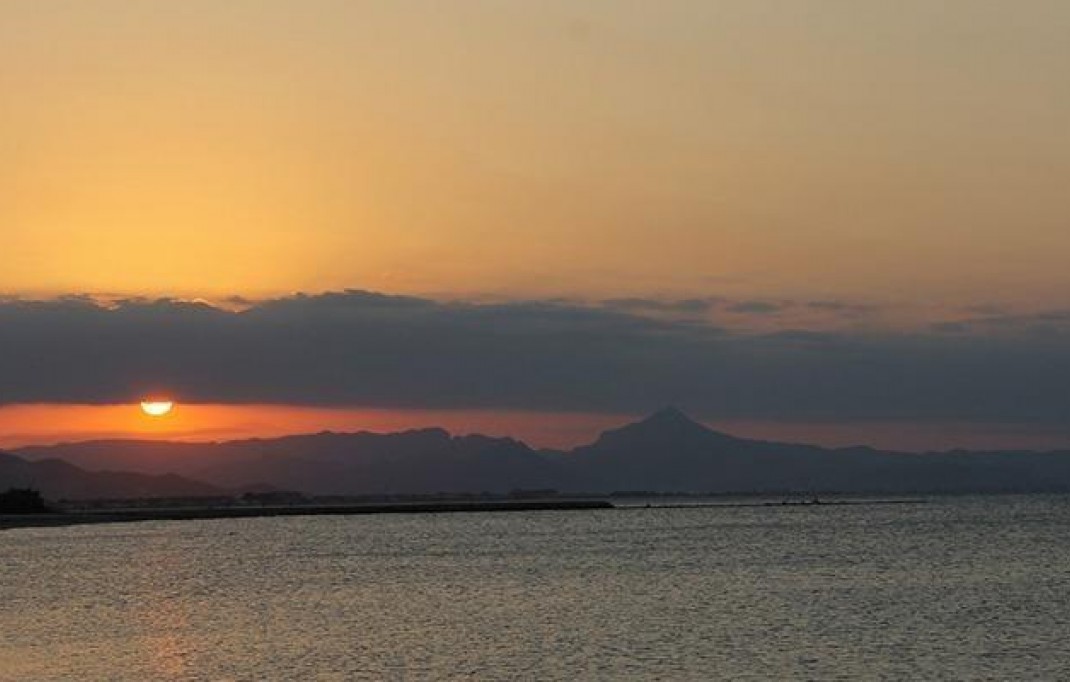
top-left (564, 408), bottom-right (1070, 493)
top-left (14, 409), bottom-right (1070, 497)
top-left (14, 429), bottom-right (562, 496)
top-left (0, 451), bottom-right (221, 501)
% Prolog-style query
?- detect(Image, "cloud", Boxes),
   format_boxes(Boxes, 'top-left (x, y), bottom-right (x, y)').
top-left (599, 296), bottom-right (878, 324)
top-left (600, 297), bottom-right (720, 316)
top-left (0, 290), bottom-right (1068, 425)
top-left (805, 300), bottom-right (877, 316)
top-left (724, 300), bottom-right (784, 315)
top-left (931, 321), bottom-right (971, 334)
top-left (929, 309), bottom-right (1070, 337)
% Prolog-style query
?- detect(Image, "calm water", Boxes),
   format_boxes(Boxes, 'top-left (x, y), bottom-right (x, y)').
top-left (3, 496), bottom-right (1070, 680)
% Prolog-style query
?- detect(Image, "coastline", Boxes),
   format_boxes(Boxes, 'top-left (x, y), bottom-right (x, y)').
top-left (0, 498), bottom-right (614, 530)
top-left (0, 496), bottom-right (937, 531)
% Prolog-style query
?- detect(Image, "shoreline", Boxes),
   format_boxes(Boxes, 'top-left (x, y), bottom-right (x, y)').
top-left (0, 498), bottom-right (614, 530)
top-left (615, 498), bottom-right (928, 509)
top-left (0, 496), bottom-right (938, 530)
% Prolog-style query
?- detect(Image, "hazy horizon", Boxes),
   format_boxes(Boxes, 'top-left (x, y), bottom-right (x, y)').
top-left (6, 402), bottom-right (1070, 454)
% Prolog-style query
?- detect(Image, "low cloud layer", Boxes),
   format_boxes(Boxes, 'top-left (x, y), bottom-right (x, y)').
top-left (1, 290), bottom-right (1068, 425)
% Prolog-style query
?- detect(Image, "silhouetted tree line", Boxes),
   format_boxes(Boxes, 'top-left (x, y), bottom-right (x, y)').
top-left (0, 488), bottom-right (49, 514)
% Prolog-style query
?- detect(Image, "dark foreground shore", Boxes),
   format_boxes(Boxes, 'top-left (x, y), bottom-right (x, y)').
top-left (0, 498), bottom-right (614, 530)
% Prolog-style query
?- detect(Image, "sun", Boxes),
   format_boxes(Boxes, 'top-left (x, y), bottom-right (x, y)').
top-left (140, 400), bottom-right (175, 417)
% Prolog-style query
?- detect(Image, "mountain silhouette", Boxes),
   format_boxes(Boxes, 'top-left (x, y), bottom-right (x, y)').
top-left (14, 410), bottom-right (1070, 497)
top-left (0, 451), bottom-right (221, 500)
top-left (594, 407), bottom-right (734, 445)
top-left (15, 429), bottom-right (562, 496)
top-left (564, 408), bottom-right (748, 490)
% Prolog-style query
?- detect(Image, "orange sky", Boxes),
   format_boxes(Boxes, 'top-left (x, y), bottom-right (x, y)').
top-left (1, 2), bottom-right (1068, 450)
top-left (3, 404), bottom-right (1069, 454)
top-left (2, 1), bottom-right (1069, 306)
top-left (0, 404), bottom-right (628, 450)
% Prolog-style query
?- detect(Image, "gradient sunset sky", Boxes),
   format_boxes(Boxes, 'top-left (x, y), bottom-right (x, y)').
top-left (2, 1), bottom-right (1069, 450)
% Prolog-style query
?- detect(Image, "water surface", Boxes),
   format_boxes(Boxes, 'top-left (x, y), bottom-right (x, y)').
top-left (3, 496), bottom-right (1070, 680)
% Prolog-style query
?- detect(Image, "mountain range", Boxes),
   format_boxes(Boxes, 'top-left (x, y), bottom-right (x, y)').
top-left (7, 408), bottom-right (1070, 499)
top-left (0, 450), bottom-right (220, 501)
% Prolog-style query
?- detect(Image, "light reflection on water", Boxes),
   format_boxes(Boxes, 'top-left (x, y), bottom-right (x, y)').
top-left (3, 496), bottom-right (1070, 680)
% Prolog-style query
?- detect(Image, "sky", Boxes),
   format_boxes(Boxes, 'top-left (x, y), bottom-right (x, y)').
top-left (1, 1), bottom-right (1068, 449)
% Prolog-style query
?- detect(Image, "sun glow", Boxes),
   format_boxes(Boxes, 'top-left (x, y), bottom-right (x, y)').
top-left (140, 400), bottom-right (175, 417)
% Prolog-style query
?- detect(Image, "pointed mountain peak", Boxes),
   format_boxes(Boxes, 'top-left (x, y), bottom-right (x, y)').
top-left (640, 406), bottom-right (698, 427)
top-left (628, 407), bottom-right (717, 437)
top-left (590, 407), bottom-right (733, 448)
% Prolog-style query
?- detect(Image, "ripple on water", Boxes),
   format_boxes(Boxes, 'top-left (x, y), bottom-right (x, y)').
top-left (3, 496), bottom-right (1070, 680)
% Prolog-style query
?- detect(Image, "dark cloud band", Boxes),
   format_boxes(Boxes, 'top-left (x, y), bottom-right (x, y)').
top-left (0, 290), bottom-right (1067, 424)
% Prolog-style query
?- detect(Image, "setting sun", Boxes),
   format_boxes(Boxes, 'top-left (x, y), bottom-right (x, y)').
top-left (139, 400), bottom-right (175, 417)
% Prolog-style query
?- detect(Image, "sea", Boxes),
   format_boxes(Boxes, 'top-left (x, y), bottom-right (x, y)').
top-left (3, 495), bottom-right (1070, 680)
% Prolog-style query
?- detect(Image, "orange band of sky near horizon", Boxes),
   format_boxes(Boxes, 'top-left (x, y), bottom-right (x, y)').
top-left (3, 404), bottom-right (1070, 454)
top-left (0, 404), bottom-right (628, 450)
